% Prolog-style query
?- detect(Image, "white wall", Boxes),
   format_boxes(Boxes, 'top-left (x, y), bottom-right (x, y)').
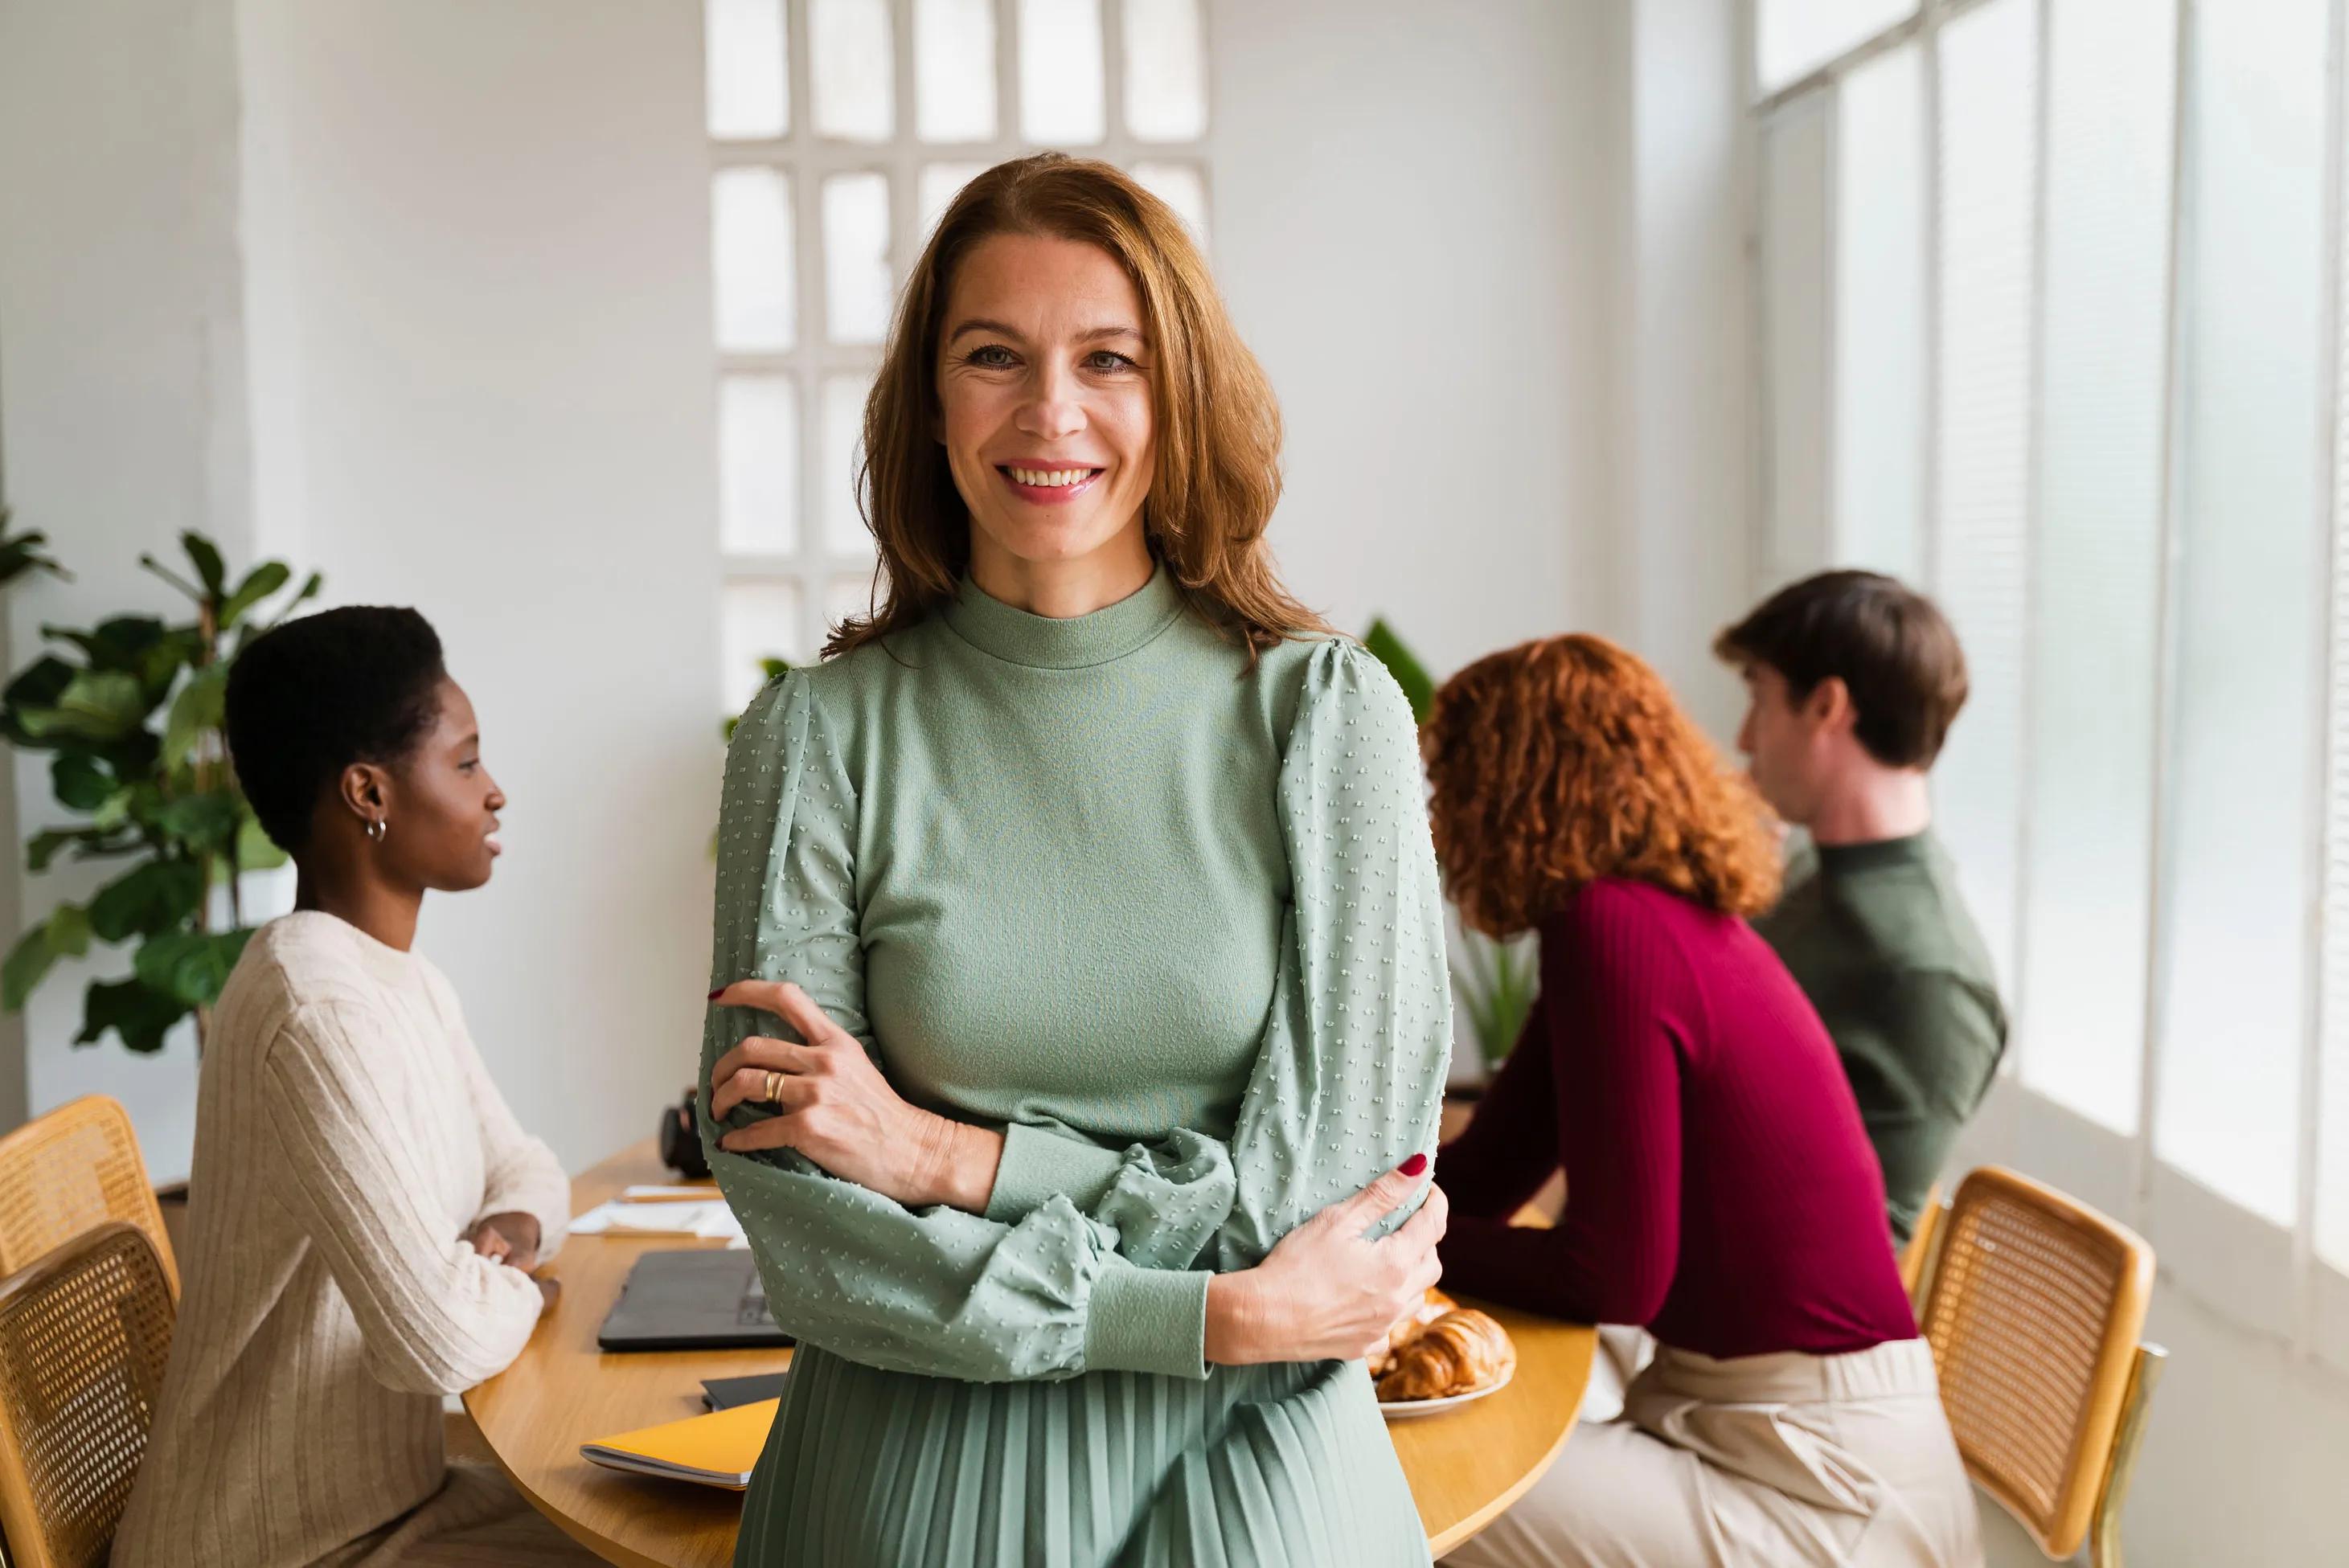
top-left (1208, 0), bottom-right (1612, 675)
top-left (1209, 0), bottom-right (1751, 734)
top-left (232, 0), bottom-right (724, 1175)
top-left (0, 0), bottom-right (720, 1179)
top-left (0, 0), bottom-right (256, 1180)
top-left (1622, 0), bottom-right (1750, 737)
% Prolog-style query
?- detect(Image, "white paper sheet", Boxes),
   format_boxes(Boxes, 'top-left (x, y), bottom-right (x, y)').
top-left (568, 1198), bottom-right (746, 1243)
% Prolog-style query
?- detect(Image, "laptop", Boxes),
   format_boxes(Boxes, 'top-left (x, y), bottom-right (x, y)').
top-left (596, 1249), bottom-right (796, 1352)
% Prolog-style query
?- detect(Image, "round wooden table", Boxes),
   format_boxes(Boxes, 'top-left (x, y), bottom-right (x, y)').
top-left (466, 1141), bottom-right (1593, 1565)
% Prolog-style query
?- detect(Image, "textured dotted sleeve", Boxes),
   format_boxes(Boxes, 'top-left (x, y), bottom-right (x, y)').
top-left (1216, 639), bottom-right (1453, 1264)
top-left (699, 672), bottom-right (1211, 1382)
top-left (981, 638), bottom-right (1454, 1271)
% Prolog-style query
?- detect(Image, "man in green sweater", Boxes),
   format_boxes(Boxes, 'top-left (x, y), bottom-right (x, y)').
top-left (1716, 571), bottom-right (2007, 1248)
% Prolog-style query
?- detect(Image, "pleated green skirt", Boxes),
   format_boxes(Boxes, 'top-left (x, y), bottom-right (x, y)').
top-left (733, 1345), bottom-right (1433, 1567)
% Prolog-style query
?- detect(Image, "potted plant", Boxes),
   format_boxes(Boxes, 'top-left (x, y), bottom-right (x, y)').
top-left (0, 530), bottom-right (321, 1053)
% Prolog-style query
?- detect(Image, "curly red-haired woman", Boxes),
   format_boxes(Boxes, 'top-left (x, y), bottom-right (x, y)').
top-left (1427, 636), bottom-right (1981, 1568)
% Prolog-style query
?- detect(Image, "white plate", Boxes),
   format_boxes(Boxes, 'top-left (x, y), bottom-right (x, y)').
top-left (1377, 1365), bottom-right (1514, 1419)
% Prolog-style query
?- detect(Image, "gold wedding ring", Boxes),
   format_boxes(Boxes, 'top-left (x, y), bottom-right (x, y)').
top-left (763, 1069), bottom-right (784, 1104)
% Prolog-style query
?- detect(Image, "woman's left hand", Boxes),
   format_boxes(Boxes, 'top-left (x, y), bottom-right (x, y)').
top-left (707, 980), bottom-right (1004, 1212)
top-left (462, 1211), bottom-right (542, 1271)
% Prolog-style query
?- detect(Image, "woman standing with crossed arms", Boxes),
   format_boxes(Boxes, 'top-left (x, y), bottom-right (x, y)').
top-left (698, 154), bottom-right (1453, 1567)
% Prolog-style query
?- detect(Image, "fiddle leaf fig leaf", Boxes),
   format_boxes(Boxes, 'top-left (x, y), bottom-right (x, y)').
top-left (88, 859), bottom-right (203, 943)
top-left (22, 671), bottom-right (145, 742)
top-left (27, 828), bottom-right (134, 874)
top-left (162, 664), bottom-right (228, 770)
top-left (182, 533), bottom-right (228, 598)
top-left (75, 978), bottom-right (187, 1054)
top-left (1, 904), bottom-right (92, 1012)
top-left (0, 525), bottom-right (68, 586)
top-left (155, 791), bottom-right (240, 854)
top-left (42, 616), bottom-right (168, 677)
top-left (51, 752), bottom-right (114, 812)
top-left (219, 563), bottom-right (292, 630)
top-left (0, 927), bottom-right (52, 1015)
top-left (133, 927), bottom-right (253, 1009)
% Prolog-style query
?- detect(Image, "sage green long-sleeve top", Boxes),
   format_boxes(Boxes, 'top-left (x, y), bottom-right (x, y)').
top-left (697, 567), bottom-right (1453, 1568)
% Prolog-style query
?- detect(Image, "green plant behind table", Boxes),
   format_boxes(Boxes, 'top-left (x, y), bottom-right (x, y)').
top-left (1455, 927), bottom-right (1539, 1071)
top-left (1363, 618), bottom-right (1434, 726)
top-left (1359, 615), bottom-right (1539, 1071)
top-left (0, 528), bottom-right (322, 1053)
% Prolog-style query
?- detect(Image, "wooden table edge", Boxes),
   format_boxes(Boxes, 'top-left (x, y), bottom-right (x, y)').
top-left (1415, 1299), bottom-right (1593, 1557)
top-left (460, 1393), bottom-right (677, 1568)
top-left (463, 1145), bottom-right (696, 1568)
top-left (473, 1356), bottom-right (1584, 1568)
top-left (1424, 1411), bottom-right (1579, 1558)
top-left (470, 1145), bottom-right (1593, 1563)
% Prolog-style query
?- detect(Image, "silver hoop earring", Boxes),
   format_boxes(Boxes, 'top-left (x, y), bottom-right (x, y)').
top-left (366, 817), bottom-right (387, 844)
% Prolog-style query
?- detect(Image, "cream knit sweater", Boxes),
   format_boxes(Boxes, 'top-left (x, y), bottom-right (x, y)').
top-left (113, 912), bottom-right (574, 1568)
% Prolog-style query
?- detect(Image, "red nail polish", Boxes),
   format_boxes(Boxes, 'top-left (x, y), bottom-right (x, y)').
top-left (1400, 1152), bottom-right (1429, 1177)
top-left (707, 989), bottom-right (725, 1001)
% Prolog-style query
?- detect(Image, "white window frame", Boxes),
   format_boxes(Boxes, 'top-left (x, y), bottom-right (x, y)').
top-left (1744, 0), bottom-right (2349, 1370)
top-left (707, 0), bottom-right (1211, 679)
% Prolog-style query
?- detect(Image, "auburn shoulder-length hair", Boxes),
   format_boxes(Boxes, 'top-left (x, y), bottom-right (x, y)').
top-left (826, 153), bottom-right (1328, 658)
top-left (1424, 634), bottom-right (1781, 936)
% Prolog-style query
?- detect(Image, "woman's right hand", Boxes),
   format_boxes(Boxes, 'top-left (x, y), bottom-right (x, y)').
top-left (1203, 1161), bottom-right (1448, 1365)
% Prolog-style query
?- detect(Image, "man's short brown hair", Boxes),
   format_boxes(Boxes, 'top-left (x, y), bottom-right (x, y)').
top-left (1714, 571), bottom-right (1969, 769)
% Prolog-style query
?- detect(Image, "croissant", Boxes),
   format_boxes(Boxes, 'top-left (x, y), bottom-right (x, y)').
top-left (1368, 1288), bottom-right (1458, 1378)
top-left (1375, 1309), bottom-right (1515, 1402)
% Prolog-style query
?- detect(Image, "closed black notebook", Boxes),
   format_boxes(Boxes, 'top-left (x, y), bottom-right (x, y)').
top-left (702, 1371), bottom-right (792, 1410)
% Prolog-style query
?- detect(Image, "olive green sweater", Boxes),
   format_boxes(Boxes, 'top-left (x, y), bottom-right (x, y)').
top-left (1754, 833), bottom-right (2007, 1246)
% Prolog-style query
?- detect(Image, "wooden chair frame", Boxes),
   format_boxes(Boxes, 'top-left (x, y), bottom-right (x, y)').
top-left (0, 1222), bottom-right (176, 1568)
top-left (0, 1097), bottom-right (177, 1300)
top-left (1910, 1169), bottom-right (2164, 1568)
top-left (2089, 1342), bottom-right (2167, 1568)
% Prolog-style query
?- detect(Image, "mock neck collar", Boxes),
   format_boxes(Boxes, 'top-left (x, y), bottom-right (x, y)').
top-left (1813, 830), bottom-right (1937, 874)
top-left (943, 565), bottom-right (1186, 669)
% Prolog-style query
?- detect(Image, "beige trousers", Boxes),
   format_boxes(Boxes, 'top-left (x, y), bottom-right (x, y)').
top-left (1445, 1339), bottom-right (1982, 1568)
top-left (1577, 1324), bottom-right (1656, 1425)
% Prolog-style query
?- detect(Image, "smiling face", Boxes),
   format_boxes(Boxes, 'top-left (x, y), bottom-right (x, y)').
top-left (375, 678), bottom-right (506, 891)
top-left (934, 231), bottom-right (1156, 585)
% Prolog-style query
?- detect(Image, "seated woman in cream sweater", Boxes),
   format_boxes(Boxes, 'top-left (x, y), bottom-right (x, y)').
top-left (115, 607), bottom-right (596, 1568)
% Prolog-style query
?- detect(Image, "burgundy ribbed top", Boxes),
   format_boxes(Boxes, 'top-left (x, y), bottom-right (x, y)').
top-left (1436, 878), bottom-right (1918, 1358)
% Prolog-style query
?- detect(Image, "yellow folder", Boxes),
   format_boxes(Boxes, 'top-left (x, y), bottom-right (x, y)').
top-left (579, 1397), bottom-right (778, 1490)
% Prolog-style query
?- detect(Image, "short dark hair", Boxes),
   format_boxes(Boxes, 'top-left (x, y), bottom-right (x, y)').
top-left (1713, 571), bottom-right (1968, 769)
top-left (225, 607), bottom-right (447, 854)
